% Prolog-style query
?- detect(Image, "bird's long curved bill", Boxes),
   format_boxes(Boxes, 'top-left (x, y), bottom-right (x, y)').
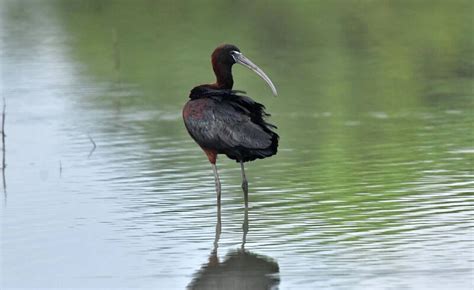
top-left (232, 52), bottom-right (278, 96)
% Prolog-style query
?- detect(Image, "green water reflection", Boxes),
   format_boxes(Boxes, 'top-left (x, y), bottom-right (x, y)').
top-left (52, 1), bottom-right (473, 137)
top-left (48, 0), bottom-right (473, 212)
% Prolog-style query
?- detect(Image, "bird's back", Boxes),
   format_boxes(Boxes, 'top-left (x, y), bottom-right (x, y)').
top-left (183, 86), bottom-right (278, 162)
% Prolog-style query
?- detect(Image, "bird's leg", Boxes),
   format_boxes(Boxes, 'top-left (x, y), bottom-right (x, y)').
top-left (212, 163), bottom-right (221, 203)
top-left (209, 201), bottom-right (221, 265)
top-left (214, 200), bottom-right (222, 251)
top-left (241, 206), bottom-right (249, 250)
top-left (240, 161), bottom-right (248, 207)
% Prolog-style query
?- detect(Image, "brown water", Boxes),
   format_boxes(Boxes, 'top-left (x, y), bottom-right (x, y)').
top-left (1, 1), bottom-right (473, 289)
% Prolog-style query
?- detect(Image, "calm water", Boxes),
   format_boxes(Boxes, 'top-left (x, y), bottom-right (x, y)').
top-left (1, 1), bottom-right (473, 289)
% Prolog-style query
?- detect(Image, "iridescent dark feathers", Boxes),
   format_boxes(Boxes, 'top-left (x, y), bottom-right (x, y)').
top-left (183, 86), bottom-right (278, 162)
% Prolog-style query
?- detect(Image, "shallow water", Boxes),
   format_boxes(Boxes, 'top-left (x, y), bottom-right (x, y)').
top-left (1, 1), bottom-right (473, 289)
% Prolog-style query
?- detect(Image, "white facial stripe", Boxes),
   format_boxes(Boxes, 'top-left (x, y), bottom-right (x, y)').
top-left (231, 50), bottom-right (241, 61)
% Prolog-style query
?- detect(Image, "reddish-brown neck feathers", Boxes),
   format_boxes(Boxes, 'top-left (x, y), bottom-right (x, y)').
top-left (211, 46), bottom-right (234, 89)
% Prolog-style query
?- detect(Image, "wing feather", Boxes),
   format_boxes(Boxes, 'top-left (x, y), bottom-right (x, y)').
top-left (184, 86), bottom-right (278, 162)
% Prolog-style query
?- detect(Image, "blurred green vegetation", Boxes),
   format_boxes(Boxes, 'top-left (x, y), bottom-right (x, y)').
top-left (54, 0), bottom-right (471, 207)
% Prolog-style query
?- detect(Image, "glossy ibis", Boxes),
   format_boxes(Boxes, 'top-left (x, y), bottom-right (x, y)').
top-left (183, 44), bottom-right (278, 205)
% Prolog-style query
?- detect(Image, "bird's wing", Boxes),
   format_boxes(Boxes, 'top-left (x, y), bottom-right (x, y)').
top-left (211, 101), bottom-right (273, 149)
top-left (184, 98), bottom-right (272, 151)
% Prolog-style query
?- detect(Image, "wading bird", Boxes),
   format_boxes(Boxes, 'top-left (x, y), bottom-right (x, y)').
top-left (183, 44), bottom-right (278, 206)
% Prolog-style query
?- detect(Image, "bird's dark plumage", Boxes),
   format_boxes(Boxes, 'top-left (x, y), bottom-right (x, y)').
top-left (183, 85), bottom-right (278, 162)
top-left (183, 44), bottom-right (278, 203)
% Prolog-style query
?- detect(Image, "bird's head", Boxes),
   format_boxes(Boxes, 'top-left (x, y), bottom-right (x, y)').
top-left (211, 44), bottom-right (277, 96)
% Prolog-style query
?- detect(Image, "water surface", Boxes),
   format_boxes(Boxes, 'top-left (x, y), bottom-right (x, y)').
top-left (1, 1), bottom-right (473, 289)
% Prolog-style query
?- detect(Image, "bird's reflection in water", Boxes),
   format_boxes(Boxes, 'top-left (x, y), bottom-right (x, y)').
top-left (188, 204), bottom-right (280, 290)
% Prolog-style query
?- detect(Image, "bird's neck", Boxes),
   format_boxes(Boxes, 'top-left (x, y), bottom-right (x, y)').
top-left (212, 62), bottom-right (233, 90)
